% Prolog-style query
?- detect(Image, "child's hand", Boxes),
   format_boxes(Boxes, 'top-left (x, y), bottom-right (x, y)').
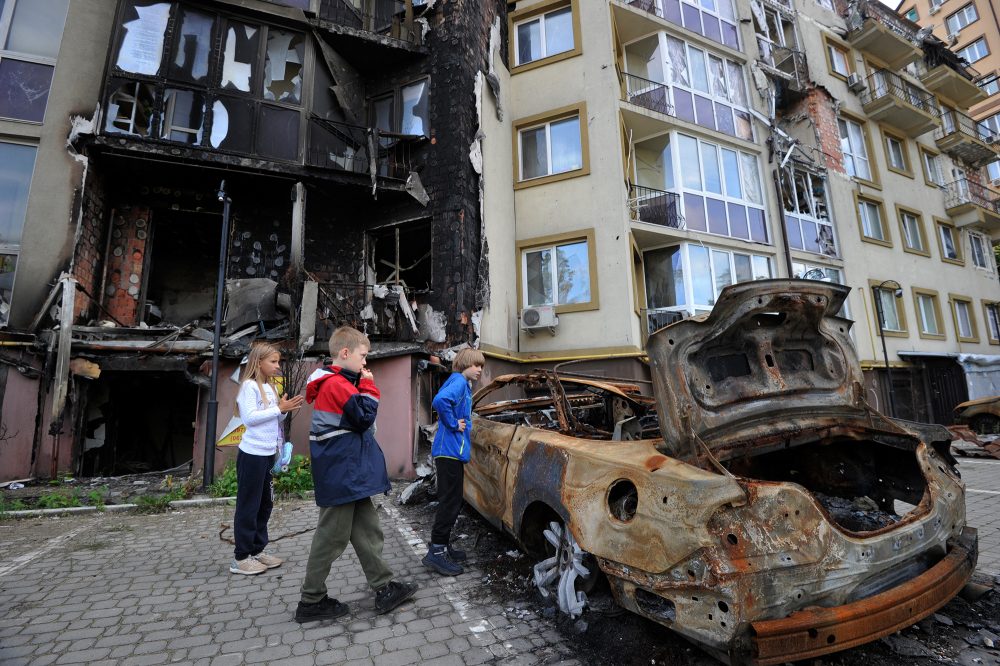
top-left (361, 368), bottom-right (374, 381)
top-left (279, 394), bottom-right (304, 413)
top-left (456, 418), bottom-right (466, 432)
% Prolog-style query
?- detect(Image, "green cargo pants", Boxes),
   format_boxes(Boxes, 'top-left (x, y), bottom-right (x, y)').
top-left (300, 497), bottom-right (394, 603)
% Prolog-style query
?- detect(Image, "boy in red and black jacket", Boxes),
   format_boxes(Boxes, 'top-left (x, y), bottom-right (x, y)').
top-left (294, 326), bottom-right (417, 623)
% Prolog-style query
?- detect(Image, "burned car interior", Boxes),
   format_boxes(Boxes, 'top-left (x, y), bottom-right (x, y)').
top-left (465, 280), bottom-right (977, 666)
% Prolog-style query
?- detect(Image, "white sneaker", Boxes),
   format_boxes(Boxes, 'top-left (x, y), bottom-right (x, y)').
top-left (254, 551), bottom-right (283, 569)
top-left (230, 557), bottom-right (267, 575)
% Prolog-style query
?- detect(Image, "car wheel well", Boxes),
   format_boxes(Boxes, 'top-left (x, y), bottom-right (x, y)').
top-left (519, 501), bottom-right (562, 559)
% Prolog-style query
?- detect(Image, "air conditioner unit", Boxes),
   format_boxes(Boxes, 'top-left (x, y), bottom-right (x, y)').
top-left (992, 177), bottom-right (1000, 186)
top-left (947, 32), bottom-right (960, 45)
top-left (520, 305), bottom-right (558, 335)
top-left (847, 73), bottom-right (867, 93)
top-left (929, 4), bottom-right (941, 14)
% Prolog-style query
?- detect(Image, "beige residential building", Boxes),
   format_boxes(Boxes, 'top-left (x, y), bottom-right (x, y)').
top-left (479, 0), bottom-right (1000, 424)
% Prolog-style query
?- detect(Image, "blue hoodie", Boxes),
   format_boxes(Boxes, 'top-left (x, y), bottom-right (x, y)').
top-left (431, 372), bottom-right (472, 462)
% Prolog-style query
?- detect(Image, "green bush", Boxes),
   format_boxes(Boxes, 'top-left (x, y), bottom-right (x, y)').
top-left (273, 455), bottom-right (313, 497)
top-left (209, 461), bottom-right (238, 498)
top-left (135, 488), bottom-right (185, 514)
top-left (86, 486), bottom-right (109, 510)
top-left (0, 497), bottom-right (28, 515)
top-left (37, 489), bottom-right (82, 509)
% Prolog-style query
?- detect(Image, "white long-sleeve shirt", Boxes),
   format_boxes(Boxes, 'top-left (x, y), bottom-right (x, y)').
top-left (236, 380), bottom-right (286, 456)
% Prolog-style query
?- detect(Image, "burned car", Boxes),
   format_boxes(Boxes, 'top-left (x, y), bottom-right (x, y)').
top-left (464, 280), bottom-right (976, 665)
top-left (954, 395), bottom-right (1000, 435)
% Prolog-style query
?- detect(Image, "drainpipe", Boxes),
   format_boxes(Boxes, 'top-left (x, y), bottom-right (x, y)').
top-left (772, 171), bottom-right (794, 277)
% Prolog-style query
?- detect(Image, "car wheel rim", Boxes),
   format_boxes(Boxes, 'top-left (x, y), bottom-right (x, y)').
top-left (532, 520), bottom-right (590, 618)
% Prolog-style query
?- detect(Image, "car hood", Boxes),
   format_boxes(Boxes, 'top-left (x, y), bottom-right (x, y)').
top-left (646, 279), bottom-right (871, 462)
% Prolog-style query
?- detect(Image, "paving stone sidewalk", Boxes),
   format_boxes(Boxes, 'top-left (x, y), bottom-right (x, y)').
top-left (0, 498), bottom-right (577, 666)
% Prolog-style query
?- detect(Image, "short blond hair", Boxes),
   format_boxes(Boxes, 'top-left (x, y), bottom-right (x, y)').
top-left (329, 326), bottom-right (369, 355)
top-left (453, 348), bottom-right (486, 372)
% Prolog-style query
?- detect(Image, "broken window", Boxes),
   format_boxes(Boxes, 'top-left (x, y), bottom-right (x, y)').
top-left (401, 79), bottom-right (429, 136)
top-left (782, 166), bottom-right (836, 257)
top-left (263, 29), bottom-right (304, 103)
top-left (0, 141), bottom-right (36, 326)
top-left (105, 80), bottom-right (156, 136)
top-left (160, 88), bottom-right (205, 144)
top-left (368, 221), bottom-right (432, 290)
top-left (256, 104), bottom-right (299, 161)
top-left (114, 1), bottom-right (171, 76)
top-left (520, 235), bottom-right (592, 307)
top-left (169, 7), bottom-right (215, 84)
top-left (0, 0), bottom-right (69, 122)
top-left (221, 21), bottom-right (260, 92)
top-left (210, 96), bottom-right (254, 153)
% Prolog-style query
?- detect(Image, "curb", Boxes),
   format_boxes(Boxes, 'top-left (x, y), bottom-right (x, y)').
top-left (2, 491), bottom-right (317, 519)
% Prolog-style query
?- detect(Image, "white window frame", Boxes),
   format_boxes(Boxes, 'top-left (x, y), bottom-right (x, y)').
top-left (954, 299), bottom-right (975, 338)
top-left (517, 114), bottom-right (582, 181)
top-left (979, 74), bottom-right (1000, 97)
top-left (875, 287), bottom-right (904, 332)
top-left (654, 242), bottom-right (772, 314)
top-left (513, 5), bottom-right (575, 67)
top-left (0, 139), bottom-right (38, 327)
top-left (839, 118), bottom-right (872, 181)
top-left (900, 211), bottom-right (925, 252)
top-left (939, 223), bottom-right (961, 260)
top-left (985, 302), bottom-right (1000, 342)
top-left (0, 0), bottom-right (69, 123)
top-left (957, 38), bottom-right (989, 64)
top-left (923, 150), bottom-right (945, 185)
top-left (946, 4), bottom-right (978, 34)
top-left (828, 43), bottom-right (850, 77)
top-left (969, 230), bottom-right (992, 269)
top-left (858, 199), bottom-right (886, 242)
top-left (782, 166), bottom-right (838, 257)
top-left (886, 135), bottom-right (907, 171)
top-left (916, 293), bottom-right (942, 336)
top-left (520, 237), bottom-right (593, 308)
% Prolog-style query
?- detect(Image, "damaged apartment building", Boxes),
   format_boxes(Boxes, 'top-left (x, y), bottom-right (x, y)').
top-left (474, 0), bottom-right (1000, 424)
top-left (0, 0), bottom-right (505, 482)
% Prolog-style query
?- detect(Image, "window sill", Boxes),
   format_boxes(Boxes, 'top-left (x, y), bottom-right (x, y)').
top-left (887, 166), bottom-right (915, 179)
top-left (514, 166), bottom-right (590, 190)
top-left (861, 236), bottom-right (893, 248)
top-left (880, 329), bottom-right (910, 338)
top-left (511, 48), bottom-right (583, 75)
top-left (957, 335), bottom-right (980, 343)
top-left (917, 331), bottom-right (947, 340)
top-left (852, 176), bottom-right (882, 191)
top-left (942, 257), bottom-right (966, 266)
top-left (902, 246), bottom-right (932, 257)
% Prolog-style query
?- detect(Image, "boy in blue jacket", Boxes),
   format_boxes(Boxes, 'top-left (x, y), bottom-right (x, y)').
top-left (294, 326), bottom-right (417, 622)
top-left (423, 348), bottom-right (486, 576)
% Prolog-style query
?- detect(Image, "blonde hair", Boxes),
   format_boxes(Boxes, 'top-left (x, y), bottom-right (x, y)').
top-left (453, 348), bottom-right (486, 372)
top-left (329, 326), bottom-right (369, 357)
top-left (242, 342), bottom-right (282, 407)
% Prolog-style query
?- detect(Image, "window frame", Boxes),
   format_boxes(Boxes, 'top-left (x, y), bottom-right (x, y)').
top-left (839, 114), bottom-right (878, 187)
top-left (516, 228), bottom-right (598, 314)
top-left (781, 165), bottom-right (838, 257)
top-left (369, 76), bottom-right (432, 138)
top-left (0, 138), bottom-right (38, 327)
top-left (824, 35), bottom-right (853, 80)
top-left (881, 128), bottom-right (913, 178)
top-left (949, 293), bottom-right (979, 342)
top-left (968, 230), bottom-right (993, 269)
top-left (946, 3), bottom-right (979, 34)
top-left (982, 300), bottom-right (1000, 344)
top-left (513, 102), bottom-right (589, 189)
top-left (855, 193), bottom-right (892, 247)
top-left (978, 73), bottom-right (1000, 97)
top-left (956, 37), bottom-right (989, 64)
top-left (509, 0), bottom-right (582, 74)
top-left (920, 146), bottom-right (946, 187)
top-left (896, 205), bottom-right (929, 256)
top-left (912, 288), bottom-right (946, 340)
top-left (0, 0), bottom-right (70, 123)
top-left (935, 217), bottom-right (965, 265)
top-left (869, 279), bottom-right (908, 337)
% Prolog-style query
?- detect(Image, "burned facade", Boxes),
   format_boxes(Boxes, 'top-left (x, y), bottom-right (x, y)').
top-left (0, 0), bottom-right (506, 482)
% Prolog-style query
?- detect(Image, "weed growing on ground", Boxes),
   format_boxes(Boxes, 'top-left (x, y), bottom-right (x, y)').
top-left (37, 489), bottom-right (82, 509)
top-left (273, 455), bottom-right (313, 498)
top-left (210, 461), bottom-right (238, 498)
top-left (0, 497), bottom-right (28, 516)
top-left (86, 486), bottom-right (109, 511)
top-left (135, 488), bottom-right (186, 514)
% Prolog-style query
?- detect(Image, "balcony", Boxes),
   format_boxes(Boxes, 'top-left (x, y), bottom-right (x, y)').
top-left (622, 73), bottom-right (673, 117)
top-left (307, 116), bottom-right (413, 180)
top-left (317, 0), bottom-right (423, 45)
top-left (611, 0), bottom-right (739, 51)
top-left (629, 184), bottom-right (683, 229)
top-left (935, 110), bottom-right (999, 168)
top-left (944, 180), bottom-right (1000, 236)
top-left (860, 70), bottom-right (940, 137)
top-left (756, 39), bottom-right (809, 101)
top-left (917, 60), bottom-right (985, 108)
top-left (845, 0), bottom-right (921, 69)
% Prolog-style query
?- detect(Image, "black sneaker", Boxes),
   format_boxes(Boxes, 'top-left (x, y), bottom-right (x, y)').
top-left (423, 546), bottom-right (463, 576)
top-left (447, 545), bottom-right (468, 562)
top-left (294, 596), bottom-right (349, 623)
top-left (374, 581), bottom-right (418, 615)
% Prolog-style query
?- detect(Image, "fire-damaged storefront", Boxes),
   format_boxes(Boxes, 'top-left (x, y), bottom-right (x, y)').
top-left (1, 0), bottom-right (505, 482)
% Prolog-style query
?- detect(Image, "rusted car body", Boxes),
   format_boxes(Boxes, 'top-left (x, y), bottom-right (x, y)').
top-left (954, 395), bottom-right (1000, 434)
top-left (464, 280), bottom-right (976, 665)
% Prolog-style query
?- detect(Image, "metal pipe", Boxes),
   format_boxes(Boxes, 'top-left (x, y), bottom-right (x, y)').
top-left (203, 181), bottom-right (232, 490)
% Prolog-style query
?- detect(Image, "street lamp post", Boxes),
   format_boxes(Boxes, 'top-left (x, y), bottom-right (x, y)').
top-left (872, 279), bottom-right (902, 418)
top-left (203, 180), bottom-right (232, 490)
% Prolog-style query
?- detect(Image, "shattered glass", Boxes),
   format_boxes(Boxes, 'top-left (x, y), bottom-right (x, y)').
top-left (5, 0), bottom-right (69, 59)
top-left (209, 96), bottom-right (253, 153)
top-left (105, 80), bottom-right (155, 136)
top-left (263, 29), bottom-right (304, 104)
top-left (709, 55), bottom-right (727, 101)
top-left (115, 2), bottom-right (170, 76)
top-left (740, 153), bottom-right (762, 205)
top-left (726, 62), bottom-right (747, 107)
top-left (160, 88), bottom-right (205, 144)
top-left (169, 7), bottom-right (215, 84)
top-left (221, 21), bottom-right (260, 93)
top-left (665, 36), bottom-right (688, 86)
top-left (401, 80), bottom-right (429, 136)
top-left (256, 104), bottom-right (300, 161)
top-left (0, 59), bottom-right (53, 122)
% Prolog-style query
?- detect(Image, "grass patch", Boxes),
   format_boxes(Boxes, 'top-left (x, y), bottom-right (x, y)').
top-left (0, 497), bottom-right (28, 517)
top-left (134, 488), bottom-right (186, 514)
top-left (36, 489), bottom-right (82, 509)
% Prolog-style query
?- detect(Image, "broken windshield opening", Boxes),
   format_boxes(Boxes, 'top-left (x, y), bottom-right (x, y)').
top-left (115, 1), bottom-right (170, 76)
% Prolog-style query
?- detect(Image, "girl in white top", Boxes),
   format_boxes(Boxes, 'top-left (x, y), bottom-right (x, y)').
top-left (230, 343), bottom-right (304, 575)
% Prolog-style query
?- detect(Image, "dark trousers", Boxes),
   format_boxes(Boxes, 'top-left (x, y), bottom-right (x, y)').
top-left (431, 457), bottom-right (465, 545)
top-left (233, 450), bottom-right (273, 560)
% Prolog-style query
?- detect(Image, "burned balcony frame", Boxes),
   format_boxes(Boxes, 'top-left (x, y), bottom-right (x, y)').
top-left (317, 0), bottom-right (426, 46)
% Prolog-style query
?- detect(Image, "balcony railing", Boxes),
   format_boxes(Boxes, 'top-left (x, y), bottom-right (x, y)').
top-left (307, 116), bottom-right (412, 180)
top-left (622, 73), bottom-right (674, 116)
top-left (861, 70), bottom-right (939, 116)
top-left (629, 184), bottom-right (683, 229)
top-left (756, 39), bottom-right (809, 91)
top-left (846, 0), bottom-right (917, 43)
top-left (316, 282), bottom-right (416, 341)
top-left (641, 307), bottom-right (686, 338)
top-left (317, 0), bottom-right (422, 45)
top-left (937, 109), bottom-right (997, 143)
top-left (944, 179), bottom-right (1000, 215)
